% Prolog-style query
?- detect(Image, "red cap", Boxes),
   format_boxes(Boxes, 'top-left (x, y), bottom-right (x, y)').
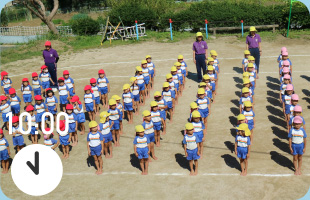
top-left (58, 77), bottom-right (65, 81)
top-left (84, 85), bottom-right (92, 91)
top-left (0, 96), bottom-right (7, 101)
top-left (41, 65), bottom-right (48, 69)
top-left (45, 128), bottom-right (51, 132)
top-left (0, 129), bottom-right (3, 134)
top-left (26, 105), bottom-right (34, 112)
top-left (66, 104), bottom-right (73, 110)
top-left (9, 88), bottom-right (16, 95)
top-left (59, 120), bottom-right (65, 131)
top-left (1, 71), bottom-right (8, 76)
top-left (98, 69), bottom-right (105, 74)
top-left (22, 78), bottom-right (29, 82)
top-left (34, 95), bottom-right (43, 101)
top-left (12, 116), bottom-right (19, 123)
top-left (46, 88), bottom-right (52, 91)
top-left (90, 78), bottom-right (96, 84)
top-left (70, 95), bottom-right (79, 102)
top-left (32, 72), bottom-right (38, 77)
top-left (45, 41), bottom-right (51, 46)
top-left (63, 70), bottom-right (69, 75)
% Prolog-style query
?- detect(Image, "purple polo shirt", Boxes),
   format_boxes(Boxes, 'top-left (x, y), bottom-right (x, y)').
top-left (246, 34), bottom-right (261, 49)
top-left (193, 41), bottom-right (208, 55)
top-left (43, 48), bottom-right (59, 63)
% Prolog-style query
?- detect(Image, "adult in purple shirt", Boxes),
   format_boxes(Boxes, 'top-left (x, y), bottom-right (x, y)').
top-left (246, 26), bottom-right (262, 73)
top-left (43, 41), bottom-right (59, 89)
top-left (193, 32), bottom-right (208, 82)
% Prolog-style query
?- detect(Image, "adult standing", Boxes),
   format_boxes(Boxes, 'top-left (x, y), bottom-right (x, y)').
top-left (43, 41), bottom-right (59, 90)
top-left (246, 26), bottom-right (262, 73)
top-left (193, 32), bottom-right (208, 82)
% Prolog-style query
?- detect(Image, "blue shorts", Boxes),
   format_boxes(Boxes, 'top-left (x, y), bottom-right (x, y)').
top-left (292, 143), bottom-right (304, 155)
top-left (36, 112), bottom-right (46, 123)
top-left (94, 96), bottom-right (100, 105)
top-left (195, 131), bottom-right (203, 143)
top-left (207, 91), bottom-right (212, 99)
top-left (160, 110), bottom-right (166, 120)
top-left (182, 71), bottom-right (186, 78)
top-left (186, 148), bottom-right (200, 160)
top-left (4, 87), bottom-right (10, 95)
top-left (59, 95), bottom-right (68, 105)
top-left (171, 90), bottom-right (176, 98)
top-left (30, 126), bottom-right (37, 135)
top-left (179, 78), bottom-right (184, 85)
top-left (237, 146), bottom-right (248, 159)
top-left (13, 135), bottom-right (24, 146)
top-left (99, 87), bottom-right (108, 95)
top-left (11, 105), bottom-right (20, 114)
top-left (137, 147), bottom-right (149, 159)
top-left (2, 113), bottom-right (10, 122)
top-left (133, 94), bottom-right (140, 102)
top-left (144, 76), bottom-right (150, 85)
top-left (285, 104), bottom-right (291, 115)
top-left (145, 133), bottom-right (155, 143)
top-left (200, 108), bottom-right (209, 118)
top-left (149, 70), bottom-right (154, 78)
top-left (85, 102), bottom-right (94, 112)
top-left (59, 134), bottom-right (70, 146)
top-left (124, 102), bottom-right (133, 111)
top-left (138, 83), bottom-right (145, 91)
top-left (247, 120), bottom-right (254, 130)
top-left (33, 88), bottom-right (41, 96)
top-left (42, 81), bottom-right (50, 89)
top-left (110, 120), bottom-right (120, 130)
top-left (153, 121), bottom-right (162, 131)
top-left (90, 145), bottom-right (102, 156)
top-left (76, 113), bottom-right (86, 123)
top-left (0, 149), bottom-right (9, 161)
top-left (23, 94), bottom-right (32, 103)
top-left (175, 83), bottom-right (179, 91)
top-left (48, 105), bottom-right (57, 114)
top-left (68, 123), bottom-right (76, 133)
top-left (68, 88), bottom-right (75, 97)
top-left (102, 133), bottom-right (113, 143)
top-left (251, 81), bottom-right (255, 89)
top-left (167, 101), bottom-right (173, 109)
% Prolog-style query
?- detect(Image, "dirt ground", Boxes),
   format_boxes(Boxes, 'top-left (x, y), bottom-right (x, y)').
top-left (1, 36), bottom-right (310, 200)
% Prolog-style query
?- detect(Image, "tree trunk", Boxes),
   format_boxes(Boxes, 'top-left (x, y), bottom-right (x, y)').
top-left (45, 20), bottom-right (59, 35)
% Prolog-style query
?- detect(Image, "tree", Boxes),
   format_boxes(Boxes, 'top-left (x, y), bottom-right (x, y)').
top-left (18, 0), bottom-right (59, 34)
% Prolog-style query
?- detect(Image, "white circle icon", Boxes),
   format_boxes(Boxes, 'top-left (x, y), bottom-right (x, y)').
top-left (11, 144), bottom-right (63, 196)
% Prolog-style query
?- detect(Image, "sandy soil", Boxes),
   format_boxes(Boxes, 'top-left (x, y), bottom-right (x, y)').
top-left (1, 36), bottom-right (310, 200)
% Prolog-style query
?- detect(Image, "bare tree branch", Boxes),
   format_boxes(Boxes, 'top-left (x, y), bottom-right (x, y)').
top-left (29, 0), bottom-right (45, 19)
top-left (23, 1), bottom-right (44, 21)
top-left (34, 0), bottom-right (46, 16)
top-left (47, 0), bottom-right (59, 21)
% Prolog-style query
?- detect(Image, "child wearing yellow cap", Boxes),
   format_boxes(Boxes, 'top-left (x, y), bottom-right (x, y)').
top-left (142, 110), bottom-right (157, 160)
top-left (135, 66), bottom-right (146, 106)
top-left (199, 82), bottom-right (211, 105)
top-left (188, 102), bottom-right (203, 122)
top-left (246, 63), bottom-right (257, 89)
top-left (210, 50), bottom-right (220, 73)
top-left (162, 82), bottom-right (175, 123)
top-left (112, 95), bottom-right (124, 135)
top-left (107, 99), bottom-right (122, 146)
top-left (171, 66), bottom-right (181, 98)
top-left (175, 62), bottom-right (185, 94)
top-left (166, 73), bottom-right (178, 105)
top-left (130, 77), bottom-right (140, 115)
top-left (177, 55), bottom-right (188, 82)
top-left (234, 124), bottom-right (251, 176)
top-left (242, 78), bottom-right (254, 98)
top-left (183, 123), bottom-right (200, 176)
top-left (133, 125), bottom-right (150, 175)
top-left (239, 87), bottom-right (254, 114)
top-left (191, 110), bottom-right (206, 157)
top-left (146, 55), bottom-right (155, 88)
top-left (87, 121), bottom-right (104, 175)
top-left (241, 101), bottom-right (255, 135)
top-left (141, 60), bottom-right (151, 97)
top-left (154, 91), bottom-right (167, 135)
top-left (196, 88), bottom-right (210, 126)
top-left (207, 57), bottom-right (218, 77)
top-left (99, 111), bottom-right (113, 158)
top-left (122, 84), bottom-right (135, 124)
top-left (207, 65), bottom-right (218, 96)
top-left (242, 50), bottom-right (251, 72)
top-left (202, 75), bottom-right (214, 101)
top-left (247, 56), bottom-right (259, 79)
top-left (150, 101), bottom-right (164, 146)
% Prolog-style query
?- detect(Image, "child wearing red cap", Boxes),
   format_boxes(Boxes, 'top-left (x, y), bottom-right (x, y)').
top-left (45, 88), bottom-right (58, 124)
top-left (58, 77), bottom-right (70, 111)
top-left (63, 70), bottom-right (75, 97)
top-left (66, 104), bottom-right (78, 146)
top-left (1, 71), bottom-right (12, 96)
top-left (97, 69), bottom-right (110, 108)
top-left (9, 88), bottom-right (21, 116)
top-left (58, 120), bottom-right (71, 159)
top-left (84, 85), bottom-right (95, 121)
top-left (34, 95), bottom-right (48, 131)
top-left (39, 65), bottom-right (54, 95)
top-left (90, 78), bottom-right (101, 115)
top-left (21, 78), bottom-right (33, 106)
top-left (12, 116), bottom-right (24, 152)
top-left (0, 128), bottom-right (10, 174)
top-left (0, 95), bottom-right (12, 131)
top-left (70, 95), bottom-right (86, 135)
top-left (25, 105), bottom-right (38, 144)
top-left (43, 128), bottom-right (59, 150)
top-left (32, 72), bottom-right (43, 96)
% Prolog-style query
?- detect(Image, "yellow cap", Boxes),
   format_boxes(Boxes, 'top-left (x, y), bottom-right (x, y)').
top-left (89, 121), bottom-right (98, 128)
top-left (185, 123), bottom-right (194, 130)
top-left (109, 99), bottom-right (117, 105)
top-left (141, 60), bottom-right (147, 65)
top-left (163, 82), bottom-right (170, 88)
top-left (136, 66), bottom-right (142, 71)
top-left (208, 57), bottom-right (214, 62)
top-left (249, 26), bottom-right (257, 32)
top-left (145, 55), bottom-right (151, 59)
top-left (207, 65), bottom-right (214, 71)
top-left (238, 123), bottom-right (251, 136)
top-left (247, 63), bottom-right (254, 68)
top-left (243, 78), bottom-right (250, 84)
top-left (243, 72), bottom-right (250, 78)
top-left (130, 77), bottom-right (137, 84)
top-left (142, 110), bottom-right (151, 117)
top-left (171, 66), bottom-right (177, 72)
top-left (196, 32), bottom-right (203, 37)
top-left (237, 114), bottom-right (245, 121)
top-left (248, 56), bottom-right (255, 61)
top-left (112, 95), bottom-right (121, 101)
top-left (190, 102), bottom-right (198, 109)
top-left (192, 110), bottom-right (201, 118)
top-left (100, 111), bottom-right (111, 123)
top-left (197, 88), bottom-right (205, 95)
top-left (242, 87), bottom-right (250, 93)
top-left (178, 55), bottom-right (184, 60)
top-left (174, 62), bottom-right (182, 67)
top-left (154, 91), bottom-right (161, 97)
top-left (150, 101), bottom-right (158, 107)
top-left (244, 50), bottom-right (251, 55)
top-left (123, 83), bottom-right (130, 90)
top-left (210, 50), bottom-right (217, 56)
top-left (244, 101), bottom-right (252, 107)
top-left (135, 125), bottom-right (145, 133)
top-left (166, 73), bottom-right (173, 79)
top-left (203, 74), bottom-right (210, 80)
top-left (199, 82), bottom-right (207, 87)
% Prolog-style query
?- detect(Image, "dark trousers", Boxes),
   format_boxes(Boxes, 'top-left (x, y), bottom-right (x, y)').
top-left (249, 48), bottom-right (260, 73)
top-left (45, 63), bottom-right (57, 88)
top-left (195, 54), bottom-right (206, 82)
